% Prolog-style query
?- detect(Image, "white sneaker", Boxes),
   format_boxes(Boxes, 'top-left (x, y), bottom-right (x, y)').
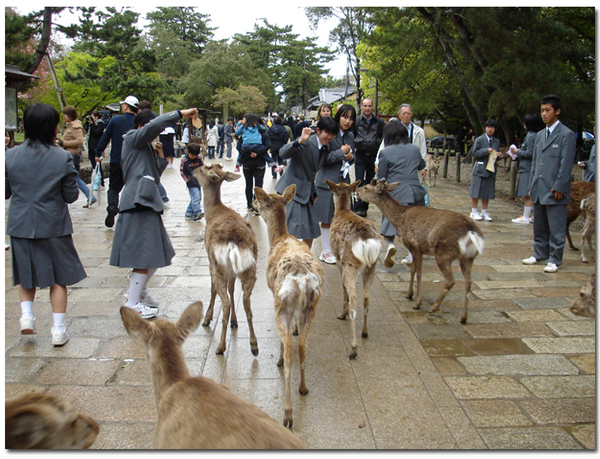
top-left (470, 211), bottom-right (483, 221)
top-left (544, 263), bottom-right (559, 273)
top-left (51, 326), bottom-right (69, 346)
top-left (512, 216), bottom-right (532, 224)
top-left (522, 256), bottom-right (539, 265)
top-left (319, 250), bottom-right (337, 264)
top-left (131, 302), bottom-right (158, 319)
top-left (225, 157), bottom-right (233, 161)
top-left (140, 290), bottom-right (160, 308)
top-left (401, 254), bottom-right (413, 265)
top-left (482, 213), bottom-right (493, 222)
top-left (20, 314), bottom-right (36, 334)
top-left (384, 245), bottom-right (397, 268)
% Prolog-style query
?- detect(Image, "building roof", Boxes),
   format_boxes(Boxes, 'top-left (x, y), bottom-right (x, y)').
top-left (5, 64), bottom-right (39, 83)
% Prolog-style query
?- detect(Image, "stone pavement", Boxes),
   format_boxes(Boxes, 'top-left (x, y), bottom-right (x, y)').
top-left (5, 155), bottom-right (595, 449)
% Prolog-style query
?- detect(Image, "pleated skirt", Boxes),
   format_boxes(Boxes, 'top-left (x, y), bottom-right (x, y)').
top-left (285, 200), bottom-right (321, 240)
top-left (469, 175), bottom-right (496, 200)
top-left (515, 172), bottom-right (531, 197)
top-left (11, 235), bottom-right (87, 289)
top-left (110, 210), bottom-right (175, 268)
top-left (314, 186), bottom-right (336, 224)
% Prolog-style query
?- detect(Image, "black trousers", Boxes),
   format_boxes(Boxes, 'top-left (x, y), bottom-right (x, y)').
top-left (354, 152), bottom-right (377, 212)
top-left (107, 162), bottom-right (124, 211)
top-left (243, 166), bottom-right (265, 208)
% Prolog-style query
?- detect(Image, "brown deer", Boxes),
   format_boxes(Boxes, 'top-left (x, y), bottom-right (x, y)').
top-left (426, 155), bottom-right (441, 187)
top-left (580, 193), bottom-right (595, 263)
top-left (120, 303), bottom-right (304, 449)
top-left (194, 163), bottom-right (258, 356)
top-left (569, 272), bottom-right (595, 318)
top-left (326, 179), bottom-right (381, 359)
top-left (356, 179), bottom-right (485, 323)
top-left (5, 393), bottom-right (99, 449)
top-left (253, 185), bottom-right (324, 429)
top-left (566, 181), bottom-right (595, 250)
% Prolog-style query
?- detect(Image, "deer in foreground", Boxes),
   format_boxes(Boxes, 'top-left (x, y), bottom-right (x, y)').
top-left (566, 181), bottom-right (595, 251)
top-left (356, 179), bottom-right (485, 323)
top-left (120, 303), bottom-right (304, 448)
top-left (194, 163), bottom-right (258, 356)
top-left (579, 193), bottom-right (595, 263)
top-left (5, 393), bottom-right (99, 449)
top-left (570, 272), bottom-right (595, 318)
top-left (326, 179), bottom-right (381, 359)
top-left (253, 185), bottom-right (324, 429)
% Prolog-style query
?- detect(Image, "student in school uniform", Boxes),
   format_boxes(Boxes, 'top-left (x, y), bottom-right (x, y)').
top-left (522, 94), bottom-right (576, 273)
top-left (469, 119), bottom-right (503, 222)
top-left (276, 116), bottom-right (339, 249)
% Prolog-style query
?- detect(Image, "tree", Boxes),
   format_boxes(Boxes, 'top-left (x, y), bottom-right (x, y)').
top-left (213, 85), bottom-right (267, 118)
top-left (305, 7), bottom-right (375, 111)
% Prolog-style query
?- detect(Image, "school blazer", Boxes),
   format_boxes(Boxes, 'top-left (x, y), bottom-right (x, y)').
top-left (276, 135), bottom-right (331, 204)
top-left (119, 111), bottom-right (180, 213)
top-left (315, 130), bottom-right (355, 189)
top-left (377, 143), bottom-right (427, 205)
top-left (5, 140), bottom-right (79, 238)
top-left (528, 122), bottom-right (576, 205)
top-left (472, 134), bottom-right (501, 178)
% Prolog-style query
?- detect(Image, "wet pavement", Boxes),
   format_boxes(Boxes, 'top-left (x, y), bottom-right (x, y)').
top-left (5, 155), bottom-right (595, 449)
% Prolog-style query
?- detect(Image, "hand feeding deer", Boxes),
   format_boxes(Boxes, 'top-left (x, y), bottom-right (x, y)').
top-left (120, 302), bottom-right (304, 448)
top-left (194, 163), bottom-right (258, 356)
top-left (356, 179), bottom-right (485, 323)
top-left (253, 185), bottom-right (324, 429)
top-left (326, 179), bottom-right (381, 359)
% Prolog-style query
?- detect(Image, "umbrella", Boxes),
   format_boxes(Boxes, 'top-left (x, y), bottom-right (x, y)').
top-left (580, 131), bottom-right (594, 140)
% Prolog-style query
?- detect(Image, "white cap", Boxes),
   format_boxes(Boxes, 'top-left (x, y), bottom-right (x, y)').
top-left (119, 96), bottom-right (139, 109)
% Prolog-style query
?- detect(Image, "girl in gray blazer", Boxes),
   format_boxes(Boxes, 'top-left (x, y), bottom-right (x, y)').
top-left (376, 119), bottom-right (426, 268)
top-left (314, 104), bottom-right (356, 264)
top-left (110, 107), bottom-right (198, 319)
top-left (509, 113), bottom-right (544, 223)
top-left (275, 116), bottom-right (339, 248)
top-left (5, 103), bottom-right (87, 346)
top-left (469, 119), bottom-right (503, 222)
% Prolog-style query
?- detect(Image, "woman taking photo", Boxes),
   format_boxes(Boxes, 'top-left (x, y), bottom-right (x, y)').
top-left (110, 107), bottom-right (198, 319)
top-left (6, 103), bottom-right (87, 346)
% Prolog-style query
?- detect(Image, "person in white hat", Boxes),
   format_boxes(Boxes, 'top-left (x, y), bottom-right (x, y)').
top-left (94, 95), bottom-right (140, 227)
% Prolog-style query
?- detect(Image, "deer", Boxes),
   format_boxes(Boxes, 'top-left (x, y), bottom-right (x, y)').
top-left (426, 155), bottom-right (441, 187)
top-left (194, 163), bottom-right (258, 356)
top-left (356, 179), bottom-right (485, 324)
top-left (566, 181), bottom-right (595, 251)
top-left (120, 303), bottom-right (304, 449)
top-left (580, 193), bottom-right (595, 263)
top-left (5, 393), bottom-right (99, 449)
top-left (326, 179), bottom-right (381, 359)
top-left (570, 272), bottom-right (595, 318)
top-left (253, 185), bottom-right (324, 429)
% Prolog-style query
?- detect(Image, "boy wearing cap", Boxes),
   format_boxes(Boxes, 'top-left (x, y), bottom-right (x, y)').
top-left (95, 95), bottom-right (140, 227)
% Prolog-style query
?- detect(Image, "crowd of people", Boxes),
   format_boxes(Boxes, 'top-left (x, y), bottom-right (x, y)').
top-left (5, 93), bottom-right (589, 344)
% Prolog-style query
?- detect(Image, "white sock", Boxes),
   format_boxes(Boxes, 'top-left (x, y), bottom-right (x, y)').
top-left (472, 208), bottom-right (479, 214)
top-left (52, 313), bottom-right (66, 330)
top-left (142, 268), bottom-right (157, 295)
top-left (21, 301), bottom-right (34, 318)
top-left (126, 272), bottom-right (147, 307)
top-left (385, 236), bottom-right (395, 247)
top-left (482, 209), bottom-right (490, 215)
top-left (405, 251), bottom-right (413, 261)
top-left (523, 206), bottom-right (533, 219)
top-left (320, 227), bottom-right (331, 252)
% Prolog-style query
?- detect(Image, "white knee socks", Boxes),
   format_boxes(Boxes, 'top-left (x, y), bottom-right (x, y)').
top-left (20, 301), bottom-right (34, 318)
top-left (523, 206), bottom-right (533, 219)
top-left (320, 228), bottom-right (331, 252)
top-left (142, 268), bottom-right (157, 296)
top-left (52, 312), bottom-right (66, 331)
top-left (126, 272), bottom-right (147, 307)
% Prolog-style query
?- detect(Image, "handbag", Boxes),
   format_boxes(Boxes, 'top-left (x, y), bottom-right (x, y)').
top-left (92, 163), bottom-right (102, 191)
top-left (422, 184), bottom-right (430, 207)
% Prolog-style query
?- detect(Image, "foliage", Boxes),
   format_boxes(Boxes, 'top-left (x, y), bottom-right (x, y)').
top-left (213, 85), bottom-right (267, 118)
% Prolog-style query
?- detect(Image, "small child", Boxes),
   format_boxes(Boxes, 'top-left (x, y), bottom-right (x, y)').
top-left (180, 143), bottom-right (204, 220)
top-left (235, 113), bottom-right (282, 175)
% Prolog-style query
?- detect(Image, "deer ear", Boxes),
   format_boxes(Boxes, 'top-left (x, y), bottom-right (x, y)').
top-left (282, 184), bottom-right (296, 204)
top-left (223, 171), bottom-right (241, 182)
top-left (349, 180), bottom-right (361, 192)
top-left (325, 179), bottom-right (337, 192)
top-left (387, 181), bottom-right (401, 192)
top-left (177, 302), bottom-right (203, 339)
top-left (254, 187), bottom-right (269, 204)
top-left (120, 306), bottom-right (152, 342)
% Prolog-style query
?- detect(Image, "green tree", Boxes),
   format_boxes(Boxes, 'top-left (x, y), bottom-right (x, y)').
top-left (213, 85), bottom-right (267, 118)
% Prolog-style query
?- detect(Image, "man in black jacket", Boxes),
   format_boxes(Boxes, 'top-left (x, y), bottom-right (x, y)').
top-left (353, 98), bottom-right (385, 217)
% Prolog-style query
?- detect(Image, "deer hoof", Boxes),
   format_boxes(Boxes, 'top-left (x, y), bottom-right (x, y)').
top-left (582, 260), bottom-right (589, 264)
top-left (362, 331), bottom-right (368, 338)
top-left (460, 316), bottom-right (468, 324)
top-left (299, 386), bottom-right (309, 396)
top-left (283, 411), bottom-right (293, 429)
top-left (276, 358), bottom-right (284, 367)
top-left (230, 320), bottom-right (238, 328)
top-left (412, 304), bottom-right (421, 310)
top-left (202, 319), bottom-right (211, 327)
top-left (349, 350), bottom-right (357, 360)
top-left (337, 313), bottom-right (348, 320)
top-left (216, 346), bottom-right (225, 355)
top-left (406, 293), bottom-right (413, 300)
top-left (250, 342), bottom-right (259, 356)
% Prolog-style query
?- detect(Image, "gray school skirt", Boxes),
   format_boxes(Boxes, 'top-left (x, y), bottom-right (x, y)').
top-left (109, 209), bottom-right (175, 269)
top-left (11, 235), bottom-right (87, 289)
top-left (285, 199), bottom-right (321, 240)
top-left (314, 186), bottom-right (336, 224)
top-left (469, 175), bottom-right (496, 200)
top-left (515, 172), bottom-right (531, 197)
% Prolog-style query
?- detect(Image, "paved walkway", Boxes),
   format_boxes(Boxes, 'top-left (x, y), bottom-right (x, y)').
top-left (5, 155), bottom-right (595, 449)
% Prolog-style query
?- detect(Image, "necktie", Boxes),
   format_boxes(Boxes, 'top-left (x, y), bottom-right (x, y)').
top-left (489, 138), bottom-right (492, 148)
top-left (546, 128), bottom-right (550, 139)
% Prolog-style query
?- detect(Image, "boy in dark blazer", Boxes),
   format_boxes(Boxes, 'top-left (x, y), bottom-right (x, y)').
top-left (523, 94), bottom-right (576, 273)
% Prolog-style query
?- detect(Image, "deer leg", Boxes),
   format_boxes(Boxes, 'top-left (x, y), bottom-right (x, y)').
top-left (282, 330), bottom-right (294, 428)
top-left (430, 258), bottom-right (456, 314)
top-left (342, 267), bottom-right (359, 359)
top-left (413, 253), bottom-right (424, 308)
top-left (297, 322), bottom-right (309, 396)
top-left (361, 263), bottom-right (377, 339)
top-left (337, 265), bottom-right (350, 320)
top-left (458, 257), bottom-right (473, 323)
top-left (407, 261), bottom-right (416, 302)
top-left (277, 341), bottom-right (284, 367)
top-left (566, 225), bottom-right (578, 250)
top-left (228, 276), bottom-right (238, 328)
top-left (202, 280), bottom-right (217, 327)
top-left (241, 271), bottom-right (258, 356)
top-left (215, 282), bottom-right (231, 355)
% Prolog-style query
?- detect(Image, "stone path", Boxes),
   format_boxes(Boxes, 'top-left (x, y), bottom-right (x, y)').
top-left (5, 155), bottom-right (595, 449)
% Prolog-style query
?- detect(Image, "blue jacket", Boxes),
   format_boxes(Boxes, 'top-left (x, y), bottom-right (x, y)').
top-left (95, 112), bottom-right (136, 163)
